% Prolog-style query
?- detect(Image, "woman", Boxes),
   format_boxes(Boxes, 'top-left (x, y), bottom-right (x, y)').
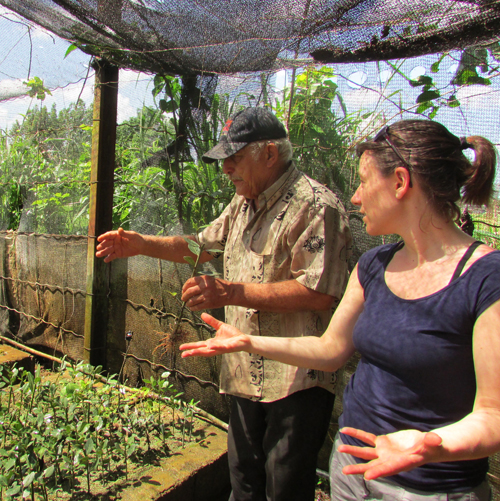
top-left (180, 119), bottom-right (500, 500)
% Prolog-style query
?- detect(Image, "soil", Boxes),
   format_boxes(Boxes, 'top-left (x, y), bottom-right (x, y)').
top-left (315, 489), bottom-right (331, 501)
top-left (315, 479), bottom-right (331, 501)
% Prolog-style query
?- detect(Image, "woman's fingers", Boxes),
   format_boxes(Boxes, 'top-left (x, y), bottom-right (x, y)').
top-left (201, 312), bottom-right (223, 330)
top-left (340, 427), bottom-right (377, 446)
top-left (337, 444), bottom-right (378, 461)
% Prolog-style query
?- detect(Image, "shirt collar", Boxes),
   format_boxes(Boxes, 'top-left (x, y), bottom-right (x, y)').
top-left (253, 161), bottom-right (298, 210)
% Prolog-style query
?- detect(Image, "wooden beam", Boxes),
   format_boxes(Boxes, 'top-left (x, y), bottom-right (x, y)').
top-left (84, 59), bottom-right (118, 367)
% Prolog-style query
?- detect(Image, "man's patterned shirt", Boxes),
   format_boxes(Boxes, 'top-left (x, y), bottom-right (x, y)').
top-left (197, 164), bottom-right (352, 402)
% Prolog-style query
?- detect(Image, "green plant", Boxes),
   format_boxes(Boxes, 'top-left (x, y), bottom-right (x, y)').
top-left (273, 65), bottom-right (366, 198)
top-left (155, 238), bottom-right (220, 356)
top-left (0, 360), bottom-right (204, 499)
top-left (0, 100), bottom-right (93, 234)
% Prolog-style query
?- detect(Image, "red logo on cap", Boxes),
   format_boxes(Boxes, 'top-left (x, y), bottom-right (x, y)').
top-left (222, 119), bottom-right (233, 133)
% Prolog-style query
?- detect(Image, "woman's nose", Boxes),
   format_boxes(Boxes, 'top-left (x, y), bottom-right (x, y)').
top-left (351, 186), bottom-right (361, 206)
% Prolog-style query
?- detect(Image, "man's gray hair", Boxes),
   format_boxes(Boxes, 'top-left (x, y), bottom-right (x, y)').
top-left (249, 138), bottom-right (293, 165)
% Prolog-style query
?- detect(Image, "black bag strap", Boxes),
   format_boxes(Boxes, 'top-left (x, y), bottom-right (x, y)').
top-left (449, 241), bottom-right (483, 284)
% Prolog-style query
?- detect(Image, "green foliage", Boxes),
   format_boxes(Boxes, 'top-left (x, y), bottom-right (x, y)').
top-left (64, 43), bottom-right (80, 59)
top-left (0, 65), bottom-right (370, 236)
top-left (471, 202), bottom-right (500, 250)
top-left (23, 77), bottom-right (52, 101)
top-left (0, 361), bottom-right (200, 499)
top-left (0, 100), bottom-right (93, 234)
top-left (273, 65), bottom-right (366, 196)
top-left (113, 76), bottom-right (235, 234)
top-left (390, 46), bottom-right (498, 119)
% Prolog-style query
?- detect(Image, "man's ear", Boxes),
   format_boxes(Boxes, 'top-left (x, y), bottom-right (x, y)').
top-left (266, 142), bottom-right (279, 168)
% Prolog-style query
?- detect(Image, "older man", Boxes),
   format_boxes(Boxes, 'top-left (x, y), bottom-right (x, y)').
top-left (96, 107), bottom-right (352, 501)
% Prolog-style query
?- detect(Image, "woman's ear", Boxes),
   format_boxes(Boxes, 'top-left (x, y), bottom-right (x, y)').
top-left (394, 166), bottom-right (411, 199)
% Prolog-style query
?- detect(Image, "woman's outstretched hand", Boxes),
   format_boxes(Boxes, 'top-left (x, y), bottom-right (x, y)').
top-left (338, 427), bottom-right (443, 480)
top-left (179, 313), bottom-right (250, 358)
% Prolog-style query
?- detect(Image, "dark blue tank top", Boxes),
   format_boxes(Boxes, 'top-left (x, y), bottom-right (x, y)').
top-left (339, 242), bottom-right (500, 492)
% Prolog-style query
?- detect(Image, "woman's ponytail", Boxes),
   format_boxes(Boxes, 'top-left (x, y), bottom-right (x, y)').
top-left (461, 136), bottom-right (496, 207)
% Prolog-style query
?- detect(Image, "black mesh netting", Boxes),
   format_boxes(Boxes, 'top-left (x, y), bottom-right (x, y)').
top-left (1, 0), bottom-right (500, 75)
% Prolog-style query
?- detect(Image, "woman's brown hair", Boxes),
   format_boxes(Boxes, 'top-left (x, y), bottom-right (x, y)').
top-left (356, 119), bottom-right (497, 221)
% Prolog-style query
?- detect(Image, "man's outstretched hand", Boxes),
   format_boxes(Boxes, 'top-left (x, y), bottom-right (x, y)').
top-left (96, 228), bottom-right (143, 263)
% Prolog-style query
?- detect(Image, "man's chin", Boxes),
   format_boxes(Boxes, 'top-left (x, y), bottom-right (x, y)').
top-left (234, 185), bottom-right (249, 197)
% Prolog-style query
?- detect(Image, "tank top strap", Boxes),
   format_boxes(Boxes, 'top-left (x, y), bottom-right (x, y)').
top-left (383, 240), bottom-right (405, 268)
top-left (449, 241), bottom-right (484, 284)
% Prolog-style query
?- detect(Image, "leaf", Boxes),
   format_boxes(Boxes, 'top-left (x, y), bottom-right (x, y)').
top-left (85, 437), bottom-right (95, 454)
top-left (153, 75), bottom-right (165, 98)
top-left (43, 465), bottom-right (55, 478)
top-left (416, 90), bottom-right (440, 103)
top-left (22, 471), bottom-right (36, 488)
top-left (430, 53), bottom-right (447, 73)
top-left (6, 483), bottom-right (21, 496)
top-left (416, 102), bottom-right (432, 114)
top-left (447, 95), bottom-right (460, 108)
top-left (202, 270), bottom-right (222, 277)
top-left (310, 124), bottom-right (325, 134)
top-left (409, 75), bottom-right (433, 87)
top-left (452, 67), bottom-right (491, 87)
top-left (185, 238), bottom-right (201, 256)
top-left (64, 43), bottom-right (79, 58)
top-left (159, 99), bottom-right (178, 113)
top-left (183, 256), bottom-right (196, 267)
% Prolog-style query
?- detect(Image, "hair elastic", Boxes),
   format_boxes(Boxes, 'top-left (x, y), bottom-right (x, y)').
top-left (460, 137), bottom-right (472, 150)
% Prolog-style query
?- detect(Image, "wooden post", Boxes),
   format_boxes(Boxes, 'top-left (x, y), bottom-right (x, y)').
top-left (84, 60), bottom-right (118, 367)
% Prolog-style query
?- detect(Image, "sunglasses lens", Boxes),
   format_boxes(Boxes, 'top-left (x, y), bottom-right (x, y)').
top-left (373, 126), bottom-right (389, 143)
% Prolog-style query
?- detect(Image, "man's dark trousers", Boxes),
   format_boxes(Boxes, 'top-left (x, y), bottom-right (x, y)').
top-left (228, 386), bottom-right (335, 501)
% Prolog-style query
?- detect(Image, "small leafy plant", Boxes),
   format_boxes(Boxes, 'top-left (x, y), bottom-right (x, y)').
top-left (155, 237), bottom-right (220, 356)
top-left (0, 360), bottom-right (202, 500)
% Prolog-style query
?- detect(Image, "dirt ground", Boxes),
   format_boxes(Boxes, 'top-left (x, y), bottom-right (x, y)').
top-left (315, 481), bottom-right (331, 501)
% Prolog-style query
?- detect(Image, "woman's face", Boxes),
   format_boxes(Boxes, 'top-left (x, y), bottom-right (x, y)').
top-left (351, 152), bottom-right (399, 236)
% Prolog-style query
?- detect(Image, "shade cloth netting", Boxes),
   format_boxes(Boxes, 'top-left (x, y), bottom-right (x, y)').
top-left (0, 0), bottom-right (499, 76)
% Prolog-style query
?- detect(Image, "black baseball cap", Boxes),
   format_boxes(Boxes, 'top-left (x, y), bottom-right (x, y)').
top-left (202, 107), bottom-right (287, 163)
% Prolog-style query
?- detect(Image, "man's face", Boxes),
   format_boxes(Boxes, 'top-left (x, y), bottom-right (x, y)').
top-left (222, 144), bottom-right (271, 200)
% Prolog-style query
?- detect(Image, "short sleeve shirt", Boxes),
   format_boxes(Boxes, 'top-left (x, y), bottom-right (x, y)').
top-left (197, 164), bottom-right (352, 402)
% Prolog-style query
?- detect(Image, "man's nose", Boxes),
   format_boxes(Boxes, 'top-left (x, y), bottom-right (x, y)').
top-left (222, 159), bottom-right (232, 174)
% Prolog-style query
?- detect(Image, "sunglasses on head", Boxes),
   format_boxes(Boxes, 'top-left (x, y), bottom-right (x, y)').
top-left (373, 125), bottom-right (413, 188)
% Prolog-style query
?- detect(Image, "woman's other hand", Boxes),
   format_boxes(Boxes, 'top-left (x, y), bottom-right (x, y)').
top-left (338, 427), bottom-right (443, 480)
